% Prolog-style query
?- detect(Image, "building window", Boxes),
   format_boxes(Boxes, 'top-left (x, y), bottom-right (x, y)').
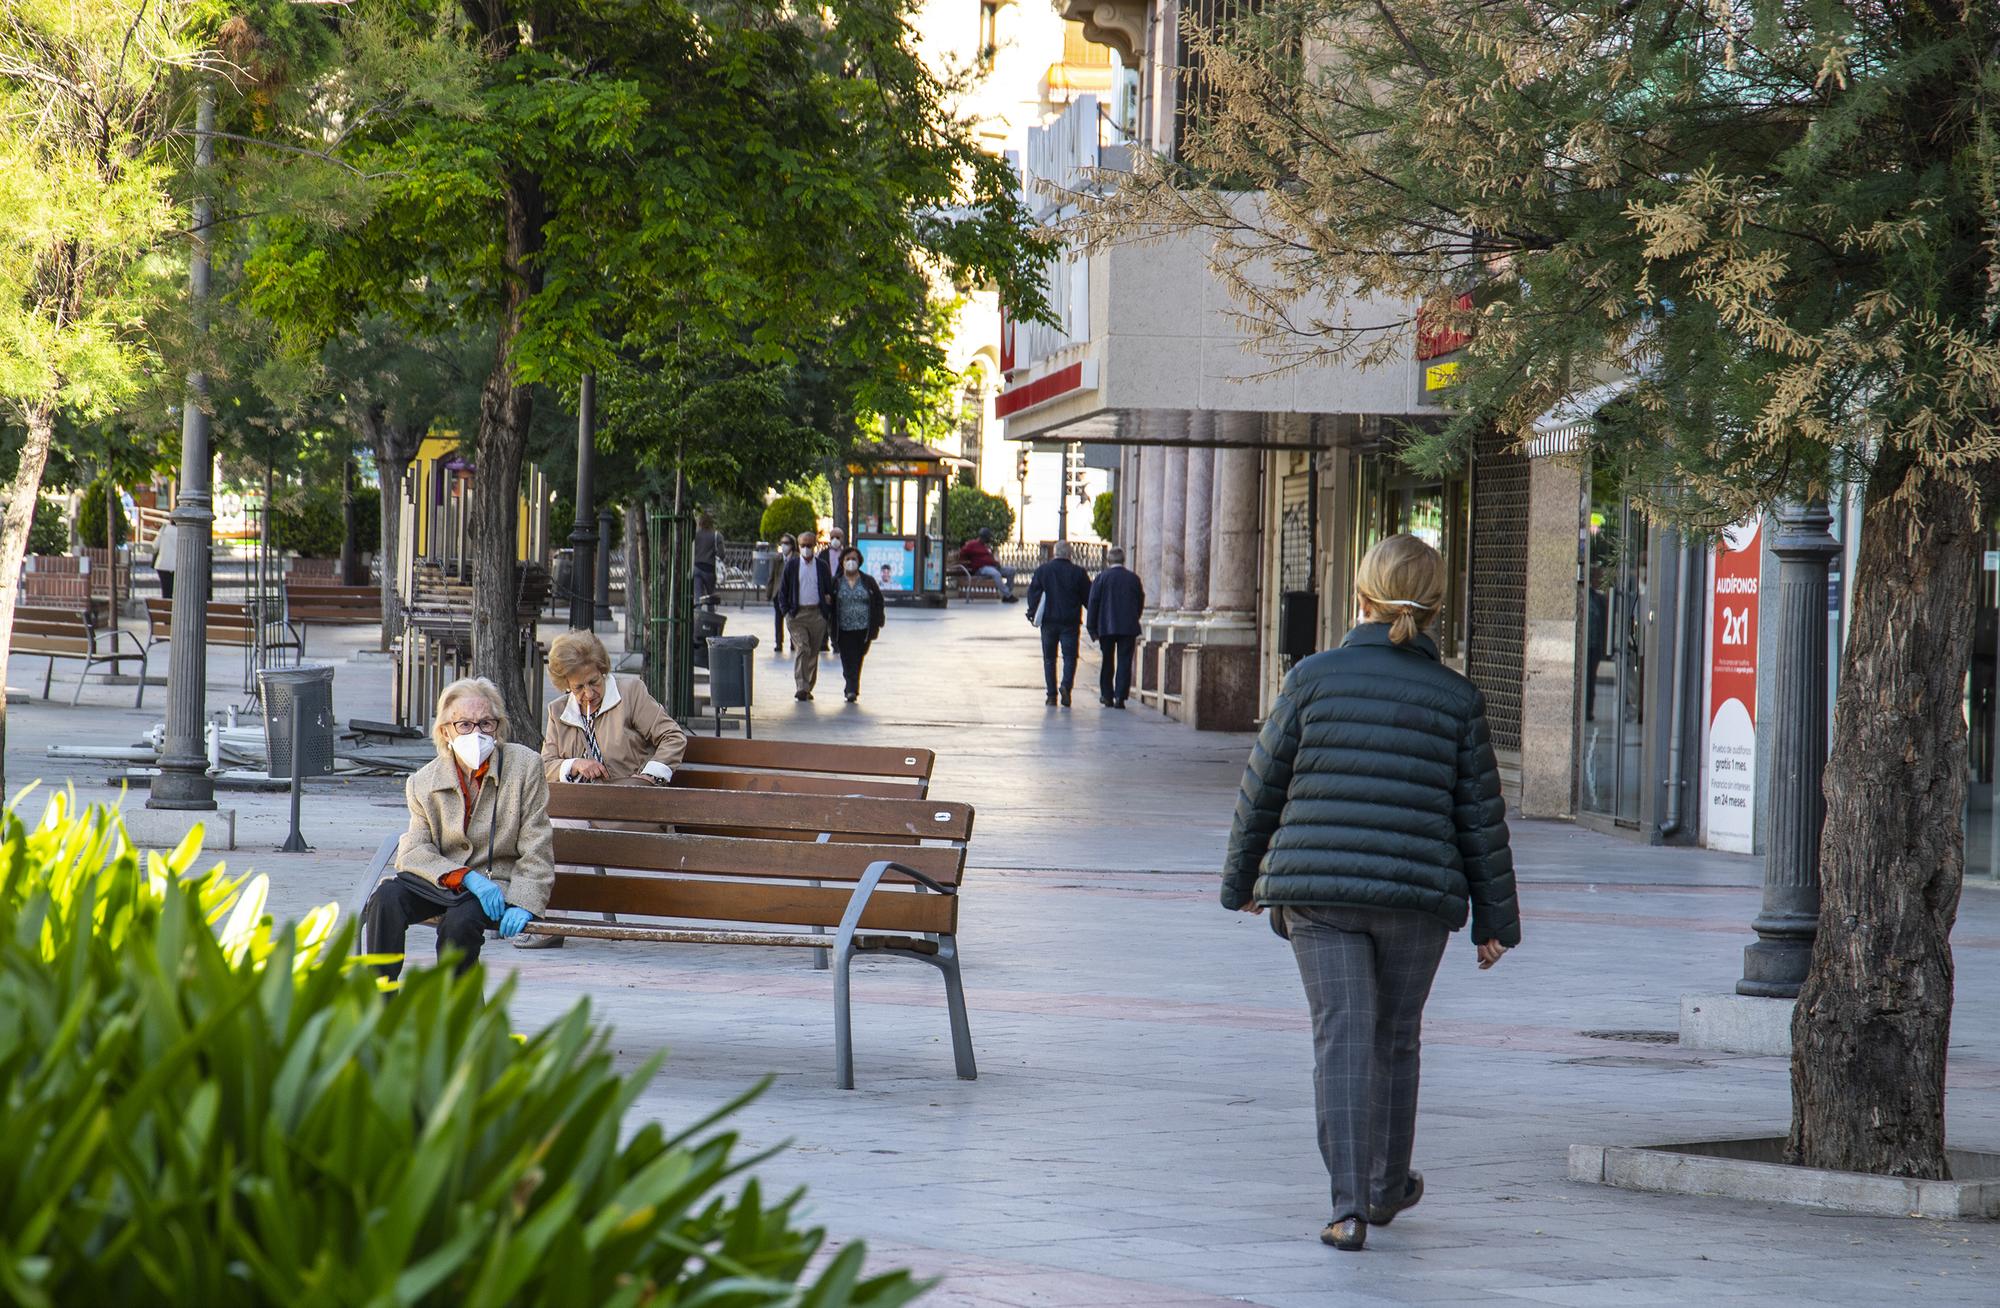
top-left (979, 1), bottom-right (1000, 69)
top-left (958, 379), bottom-right (987, 484)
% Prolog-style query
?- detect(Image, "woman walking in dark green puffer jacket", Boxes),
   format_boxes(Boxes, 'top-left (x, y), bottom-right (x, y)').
top-left (1221, 533), bottom-right (1521, 1252)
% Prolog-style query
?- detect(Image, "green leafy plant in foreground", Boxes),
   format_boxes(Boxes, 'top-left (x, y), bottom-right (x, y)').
top-left (0, 792), bottom-right (924, 1308)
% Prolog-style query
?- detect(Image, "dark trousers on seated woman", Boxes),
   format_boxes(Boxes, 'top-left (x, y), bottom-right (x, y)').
top-left (1283, 903), bottom-right (1449, 1223)
top-left (364, 876), bottom-right (499, 980)
top-left (837, 628), bottom-right (870, 696)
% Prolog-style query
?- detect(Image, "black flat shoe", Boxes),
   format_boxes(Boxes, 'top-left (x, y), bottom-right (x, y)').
top-left (1045, 694), bottom-right (1057, 705)
top-left (1060, 689), bottom-right (1071, 707)
top-left (1368, 1172), bottom-right (1423, 1226)
top-left (1320, 1217), bottom-right (1365, 1251)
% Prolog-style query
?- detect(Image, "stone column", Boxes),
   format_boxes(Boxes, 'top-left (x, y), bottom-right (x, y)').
top-left (1158, 442), bottom-right (1188, 614)
top-left (1183, 419), bottom-right (1263, 731)
top-left (1518, 457), bottom-right (1584, 819)
top-left (1136, 443), bottom-right (1164, 614)
top-left (1207, 424), bottom-right (1262, 618)
top-left (1738, 500), bottom-right (1838, 998)
top-left (1181, 433), bottom-right (1214, 614)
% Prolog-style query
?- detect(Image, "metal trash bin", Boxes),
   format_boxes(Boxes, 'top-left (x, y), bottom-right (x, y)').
top-left (691, 608), bottom-right (726, 668)
top-left (258, 663), bottom-right (337, 781)
top-left (706, 634), bottom-right (758, 737)
top-left (751, 542), bottom-right (775, 590)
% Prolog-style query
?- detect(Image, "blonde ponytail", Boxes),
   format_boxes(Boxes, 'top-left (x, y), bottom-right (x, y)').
top-left (1355, 534), bottom-right (1446, 645)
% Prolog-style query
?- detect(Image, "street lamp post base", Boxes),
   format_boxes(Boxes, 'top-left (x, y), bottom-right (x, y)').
top-left (1737, 938), bottom-right (1811, 999)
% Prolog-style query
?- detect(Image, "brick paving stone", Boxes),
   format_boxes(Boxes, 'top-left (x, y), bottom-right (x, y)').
top-left (10, 602), bottom-right (2000, 1305)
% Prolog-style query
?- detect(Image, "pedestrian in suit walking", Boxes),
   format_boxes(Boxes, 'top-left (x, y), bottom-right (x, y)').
top-left (1025, 541), bottom-right (1092, 707)
top-left (1220, 533), bottom-right (1520, 1252)
top-left (776, 530), bottom-right (836, 700)
top-left (768, 533), bottom-right (796, 654)
top-left (1086, 546), bottom-right (1144, 708)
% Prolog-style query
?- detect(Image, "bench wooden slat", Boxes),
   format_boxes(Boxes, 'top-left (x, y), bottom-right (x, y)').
top-left (15, 635), bottom-right (94, 655)
top-left (682, 737), bottom-right (934, 781)
top-left (547, 783), bottom-right (974, 841)
top-left (526, 920), bottom-right (939, 953)
top-left (550, 829), bottom-right (965, 886)
top-left (545, 871), bottom-right (957, 934)
top-left (670, 769), bottom-right (920, 799)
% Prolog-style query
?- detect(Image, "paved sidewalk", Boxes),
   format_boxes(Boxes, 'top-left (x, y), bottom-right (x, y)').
top-left (7, 601), bottom-right (2000, 1304)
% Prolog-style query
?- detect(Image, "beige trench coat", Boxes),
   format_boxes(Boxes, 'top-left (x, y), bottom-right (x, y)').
top-left (541, 674), bottom-right (688, 785)
top-left (395, 742), bottom-right (557, 916)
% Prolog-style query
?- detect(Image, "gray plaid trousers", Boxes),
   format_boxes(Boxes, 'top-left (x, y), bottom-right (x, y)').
top-left (1283, 904), bottom-right (1449, 1222)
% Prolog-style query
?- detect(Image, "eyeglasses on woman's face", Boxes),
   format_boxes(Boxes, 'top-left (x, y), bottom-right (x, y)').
top-left (445, 716), bottom-right (500, 736)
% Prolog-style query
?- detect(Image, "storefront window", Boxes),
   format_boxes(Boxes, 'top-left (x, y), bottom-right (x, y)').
top-left (1347, 450), bottom-right (1468, 658)
top-left (1579, 467), bottom-right (1648, 826)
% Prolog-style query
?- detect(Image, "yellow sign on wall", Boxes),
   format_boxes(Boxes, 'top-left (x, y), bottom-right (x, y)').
top-left (1425, 361), bottom-right (1461, 392)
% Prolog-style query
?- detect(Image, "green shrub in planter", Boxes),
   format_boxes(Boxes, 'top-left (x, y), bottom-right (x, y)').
top-left (271, 486), bottom-right (381, 559)
top-left (28, 496), bottom-right (69, 554)
top-left (945, 484), bottom-right (1013, 544)
top-left (1091, 491), bottom-right (1115, 544)
top-left (75, 478), bottom-right (129, 547)
top-left (0, 794), bottom-right (923, 1308)
top-left (759, 494), bottom-right (817, 543)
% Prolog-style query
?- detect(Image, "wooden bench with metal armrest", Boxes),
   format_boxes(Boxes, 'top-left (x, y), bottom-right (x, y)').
top-left (13, 605), bottom-right (146, 706)
top-left (283, 582), bottom-right (382, 651)
top-left (350, 785), bottom-right (976, 1088)
top-left (676, 736), bottom-right (936, 797)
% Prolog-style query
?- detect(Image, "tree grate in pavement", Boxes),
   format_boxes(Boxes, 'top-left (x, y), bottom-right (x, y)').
top-left (1579, 1028), bottom-right (1680, 1044)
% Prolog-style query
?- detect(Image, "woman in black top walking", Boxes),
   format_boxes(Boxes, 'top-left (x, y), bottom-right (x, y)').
top-left (833, 546), bottom-right (886, 703)
top-left (1221, 533), bottom-right (1521, 1251)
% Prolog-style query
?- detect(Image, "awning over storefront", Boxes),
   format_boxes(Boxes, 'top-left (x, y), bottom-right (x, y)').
top-left (1525, 377), bottom-right (1638, 458)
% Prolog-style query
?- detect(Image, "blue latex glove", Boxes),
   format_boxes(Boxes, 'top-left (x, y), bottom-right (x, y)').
top-left (498, 906), bottom-right (534, 939)
top-left (460, 870), bottom-right (507, 920)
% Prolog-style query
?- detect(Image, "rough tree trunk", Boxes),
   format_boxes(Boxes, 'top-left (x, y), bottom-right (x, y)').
top-left (469, 170), bottom-right (544, 749)
top-left (1790, 464), bottom-right (1977, 1177)
top-left (0, 403), bottom-right (59, 798)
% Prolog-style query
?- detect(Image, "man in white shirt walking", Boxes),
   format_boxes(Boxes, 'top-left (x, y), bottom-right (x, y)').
top-left (777, 530), bottom-right (837, 700)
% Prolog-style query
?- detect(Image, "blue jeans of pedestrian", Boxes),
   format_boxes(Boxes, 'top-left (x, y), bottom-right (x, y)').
top-left (1040, 622), bottom-right (1079, 696)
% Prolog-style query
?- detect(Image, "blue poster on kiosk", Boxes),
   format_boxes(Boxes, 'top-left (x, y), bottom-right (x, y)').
top-left (858, 536), bottom-right (916, 592)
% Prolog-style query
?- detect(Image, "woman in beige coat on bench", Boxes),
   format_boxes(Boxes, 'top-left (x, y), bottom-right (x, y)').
top-left (528, 630), bottom-right (691, 950)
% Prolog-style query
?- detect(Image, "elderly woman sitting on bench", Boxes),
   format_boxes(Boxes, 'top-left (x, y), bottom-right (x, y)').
top-left (540, 630), bottom-right (688, 787)
top-left (364, 676), bottom-right (555, 979)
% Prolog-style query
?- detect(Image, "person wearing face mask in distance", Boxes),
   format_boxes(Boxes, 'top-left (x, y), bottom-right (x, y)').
top-left (832, 546), bottom-right (887, 702)
top-left (824, 528), bottom-right (847, 662)
top-left (776, 529), bottom-right (837, 700)
top-left (768, 532), bottom-right (796, 655)
top-left (364, 677), bottom-right (555, 980)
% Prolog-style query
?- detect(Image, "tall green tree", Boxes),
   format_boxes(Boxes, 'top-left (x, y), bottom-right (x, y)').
top-left (248, 0), bottom-right (1048, 743)
top-left (1085, 1), bottom-right (1998, 1176)
top-left (0, 1), bottom-right (206, 793)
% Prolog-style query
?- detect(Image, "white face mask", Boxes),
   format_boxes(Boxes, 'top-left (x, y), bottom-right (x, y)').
top-left (451, 731), bottom-right (495, 769)
top-left (843, 558), bottom-right (860, 574)
top-left (800, 546), bottom-right (815, 560)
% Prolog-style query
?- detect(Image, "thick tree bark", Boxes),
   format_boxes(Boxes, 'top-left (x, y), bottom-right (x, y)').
top-left (0, 402), bottom-right (60, 797)
top-left (469, 169), bottom-right (544, 748)
top-left (1790, 464), bottom-right (1976, 1177)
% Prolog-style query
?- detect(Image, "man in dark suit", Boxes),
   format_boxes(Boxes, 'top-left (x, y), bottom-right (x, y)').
top-left (776, 529), bottom-right (837, 700)
top-left (1086, 546), bottom-right (1145, 708)
top-left (1026, 541), bottom-right (1093, 708)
